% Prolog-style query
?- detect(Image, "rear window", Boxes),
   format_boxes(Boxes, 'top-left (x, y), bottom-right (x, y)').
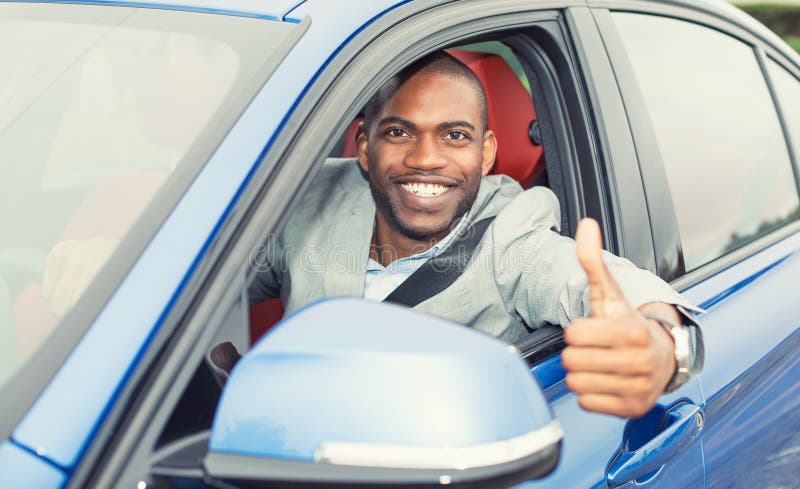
top-left (0, 3), bottom-right (296, 390)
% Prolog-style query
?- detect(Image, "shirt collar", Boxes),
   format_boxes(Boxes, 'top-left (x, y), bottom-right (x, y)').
top-left (367, 213), bottom-right (472, 271)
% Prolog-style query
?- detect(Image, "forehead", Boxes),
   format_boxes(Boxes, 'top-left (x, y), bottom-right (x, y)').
top-left (379, 72), bottom-right (483, 126)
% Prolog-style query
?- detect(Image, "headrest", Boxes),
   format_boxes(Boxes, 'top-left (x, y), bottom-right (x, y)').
top-left (447, 50), bottom-right (543, 186)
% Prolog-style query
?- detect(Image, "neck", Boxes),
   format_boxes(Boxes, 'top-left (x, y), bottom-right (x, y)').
top-left (369, 213), bottom-right (452, 266)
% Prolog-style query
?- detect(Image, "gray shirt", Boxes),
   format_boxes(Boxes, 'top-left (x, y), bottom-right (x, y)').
top-left (249, 158), bottom-right (699, 343)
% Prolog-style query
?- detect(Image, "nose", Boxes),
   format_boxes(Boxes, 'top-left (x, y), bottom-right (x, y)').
top-left (404, 134), bottom-right (446, 171)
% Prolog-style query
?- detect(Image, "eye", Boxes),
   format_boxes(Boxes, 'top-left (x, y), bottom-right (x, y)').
top-left (444, 130), bottom-right (470, 141)
top-left (384, 127), bottom-right (410, 138)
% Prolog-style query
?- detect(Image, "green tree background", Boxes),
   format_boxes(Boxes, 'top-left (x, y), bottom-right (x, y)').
top-left (736, 2), bottom-right (800, 52)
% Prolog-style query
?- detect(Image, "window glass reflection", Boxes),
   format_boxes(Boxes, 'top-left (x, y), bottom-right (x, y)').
top-left (613, 13), bottom-right (800, 271)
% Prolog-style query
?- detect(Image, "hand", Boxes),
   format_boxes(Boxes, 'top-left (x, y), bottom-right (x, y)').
top-left (561, 218), bottom-right (676, 418)
top-left (42, 237), bottom-right (117, 318)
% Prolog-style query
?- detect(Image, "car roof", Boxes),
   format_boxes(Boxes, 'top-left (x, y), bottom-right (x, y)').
top-left (13, 0), bottom-right (787, 43)
top-left (12, 0), bottom-right (408, 22)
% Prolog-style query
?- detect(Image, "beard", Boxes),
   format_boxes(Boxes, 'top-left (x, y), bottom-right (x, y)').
top-left (368, 171), bottom-right (479, 241)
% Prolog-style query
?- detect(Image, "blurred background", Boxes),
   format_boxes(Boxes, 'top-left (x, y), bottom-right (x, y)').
top-left (734, 1), bottom-right (800, 52)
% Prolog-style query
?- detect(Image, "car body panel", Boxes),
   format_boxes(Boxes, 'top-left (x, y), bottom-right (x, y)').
top-left (0, 441), bottom-right (65, 489)
top-left (681, 231), bottom-right (800, 488)
top-left (523, 358), bottom-right (706, 488)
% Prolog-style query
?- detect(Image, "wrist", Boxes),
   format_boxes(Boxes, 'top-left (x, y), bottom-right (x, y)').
top-left (643, 313), bottom-right (693, 393)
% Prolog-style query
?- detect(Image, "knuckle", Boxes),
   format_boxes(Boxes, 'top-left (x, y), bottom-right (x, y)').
top-left (631, 378), bottom-right (652, 396)
top-left (626, 324), bottom-right (649, 345)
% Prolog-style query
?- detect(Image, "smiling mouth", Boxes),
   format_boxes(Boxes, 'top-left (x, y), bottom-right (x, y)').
top-left (399, 182), bottom-right (452, 198)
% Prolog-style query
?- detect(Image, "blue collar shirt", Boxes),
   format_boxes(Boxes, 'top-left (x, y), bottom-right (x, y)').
top-left (363, 215), bottom-right (470, 302)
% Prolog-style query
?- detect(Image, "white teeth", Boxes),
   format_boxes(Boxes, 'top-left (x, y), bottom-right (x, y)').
top-left (401, 183), bottom-right (449, 197)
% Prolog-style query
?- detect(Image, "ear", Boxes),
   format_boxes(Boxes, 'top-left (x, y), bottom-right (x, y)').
top-left (356, 121), bottom-right (369, 173)
top-left (481, 129), bottom-right (497, 176)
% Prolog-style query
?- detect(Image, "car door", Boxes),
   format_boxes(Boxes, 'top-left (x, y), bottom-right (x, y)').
top-left (593, 2), bottom-right (800, 488)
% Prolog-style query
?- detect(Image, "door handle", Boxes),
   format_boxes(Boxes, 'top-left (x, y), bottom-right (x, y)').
top-left (607, 403), bottom-right (704, 487)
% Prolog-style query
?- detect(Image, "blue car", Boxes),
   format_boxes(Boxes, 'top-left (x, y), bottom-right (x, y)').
top-left (1, 0), bottom-right (799, 487)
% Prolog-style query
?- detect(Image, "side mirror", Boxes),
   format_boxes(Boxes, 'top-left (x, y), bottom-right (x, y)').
top-left (206, 298), bottom-right (561, 488)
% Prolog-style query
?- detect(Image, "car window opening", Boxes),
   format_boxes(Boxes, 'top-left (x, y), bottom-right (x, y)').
top-left (157, 37), bottom-right (568, 450)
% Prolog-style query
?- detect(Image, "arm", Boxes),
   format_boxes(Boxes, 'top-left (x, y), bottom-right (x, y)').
top-left (247, 238), bottom-right (283, 305)
top-left (490, 188), bottom-right (702, 417)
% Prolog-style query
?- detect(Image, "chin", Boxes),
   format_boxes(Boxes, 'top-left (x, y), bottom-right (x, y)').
top-left (394, 214), bottom-right (456, 241)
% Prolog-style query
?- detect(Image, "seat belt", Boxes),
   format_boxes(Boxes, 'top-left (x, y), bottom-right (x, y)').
top-left (383, 216), bottom-right (495, 308)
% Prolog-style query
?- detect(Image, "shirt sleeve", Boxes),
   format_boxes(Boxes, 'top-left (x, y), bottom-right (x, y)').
top-left (247, 236), bottom-right (283, 305)
top-left (490, 186), bottom-right (703, 329)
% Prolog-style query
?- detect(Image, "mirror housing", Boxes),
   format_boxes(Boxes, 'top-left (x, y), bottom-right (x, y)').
top-left (206, 299), bottom-right (562, 487)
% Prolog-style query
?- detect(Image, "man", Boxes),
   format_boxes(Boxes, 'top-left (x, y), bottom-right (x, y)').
top-left (248, 51), bottom-right (703, 418)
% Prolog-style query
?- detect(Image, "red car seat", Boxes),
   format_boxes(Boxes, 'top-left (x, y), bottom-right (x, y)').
top-left (447, 49), bottom-right (544, 186)
top-left (250, 50), bottom-right (544, 343)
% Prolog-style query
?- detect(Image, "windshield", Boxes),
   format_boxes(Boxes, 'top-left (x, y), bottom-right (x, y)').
top-left (0, 3), bottom-right (297, 390)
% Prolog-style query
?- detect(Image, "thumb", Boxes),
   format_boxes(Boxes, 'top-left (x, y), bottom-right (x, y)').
top-left (575, 218), bottom-right (629, 318)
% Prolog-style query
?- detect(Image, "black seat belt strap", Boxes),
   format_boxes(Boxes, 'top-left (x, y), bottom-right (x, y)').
top-left (383, 216), bottom-right (495, 308)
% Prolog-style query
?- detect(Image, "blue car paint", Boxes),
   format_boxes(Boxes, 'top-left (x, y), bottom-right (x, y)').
top-left (532, 354), bottom-right (567, 392)
top-left (11, 0), bottom-right (409, 474)
top-left (702, 329), bottom-right (800, 488)
top-left (680, 231), bottom-right (800, 488)
top-left (522, 233), bottom-right (800, 488)
top-left (212, 299), bottom-right (555, 461)
top-left (518, 367), bottom-right (706, 488)
top-left (0, 441), bottom-right (65, 489)
top-left (682, 231), bottom-right (800, 396)
top-left (605, 403), bottom-right (703, 487)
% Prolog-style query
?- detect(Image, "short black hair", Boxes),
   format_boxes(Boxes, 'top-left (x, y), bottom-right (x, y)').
top-left (363, 51), bottom-right (489, 132)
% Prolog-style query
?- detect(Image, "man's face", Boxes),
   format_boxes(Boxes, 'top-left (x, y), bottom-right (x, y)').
top-left (357, 72), bottom-right (497, 241)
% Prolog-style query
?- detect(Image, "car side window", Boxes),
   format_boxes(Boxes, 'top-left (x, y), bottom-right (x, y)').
top-left (612, 13), bottom-right (800, 271)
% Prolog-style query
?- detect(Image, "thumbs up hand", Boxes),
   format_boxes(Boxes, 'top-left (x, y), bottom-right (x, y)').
top-left (561, 218), bottom-right (678, 418)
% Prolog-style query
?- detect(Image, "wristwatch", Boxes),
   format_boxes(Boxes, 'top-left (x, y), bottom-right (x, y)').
top-left (644, 310), bottom-right (704, 393)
